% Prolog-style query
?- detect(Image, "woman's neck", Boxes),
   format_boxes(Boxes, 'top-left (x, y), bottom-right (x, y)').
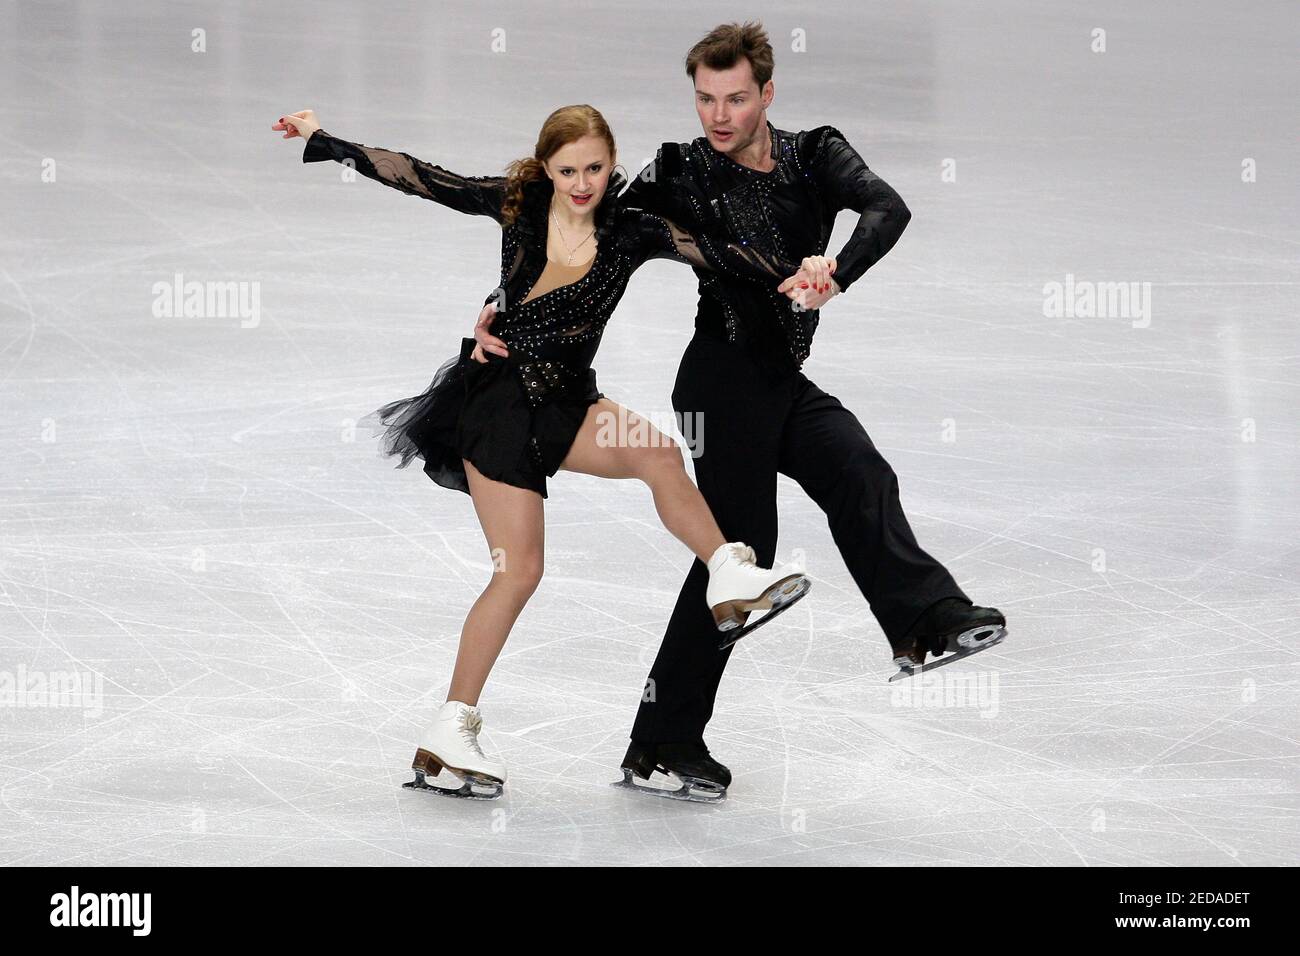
top-left (548, 197), bottom-right (595, 233)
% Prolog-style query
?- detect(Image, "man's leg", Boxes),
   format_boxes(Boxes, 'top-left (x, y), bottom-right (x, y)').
top-left (777, 376), bottom-right (969, 650)
top-left (631, 333), bottom-right (791, 744)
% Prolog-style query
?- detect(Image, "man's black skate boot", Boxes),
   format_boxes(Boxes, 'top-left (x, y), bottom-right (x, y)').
top-left (889, 597), bottom-right (1007, 681)
top-left (615, 741), bottom-right (730, 802)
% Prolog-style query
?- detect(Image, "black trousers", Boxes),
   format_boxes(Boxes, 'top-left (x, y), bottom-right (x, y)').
top-left (631, 329), bottom-right (970, 745)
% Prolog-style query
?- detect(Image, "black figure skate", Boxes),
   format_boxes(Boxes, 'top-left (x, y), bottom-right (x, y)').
top-left (888, 598), bottom-right (1007, 683)
top-left (611, 741), bottom-right (731, 803)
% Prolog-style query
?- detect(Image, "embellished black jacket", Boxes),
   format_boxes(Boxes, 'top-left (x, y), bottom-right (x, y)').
top-left (620, 121), bottom-right (912, 374)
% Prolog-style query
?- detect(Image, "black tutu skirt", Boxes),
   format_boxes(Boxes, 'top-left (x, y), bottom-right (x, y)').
top-left (361, 337), bottom-right (603, 499)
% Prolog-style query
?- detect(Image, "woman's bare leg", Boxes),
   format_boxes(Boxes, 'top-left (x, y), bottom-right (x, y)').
top-left (559, 397), bottom-right (726, 562)
top-left (446, 459), bottom-right (545, 705)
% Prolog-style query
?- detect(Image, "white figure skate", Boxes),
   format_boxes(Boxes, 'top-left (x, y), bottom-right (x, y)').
top-left (403, 700), bottom-right (506, 799)
top-left (706, 542), bottom-right (811, 649)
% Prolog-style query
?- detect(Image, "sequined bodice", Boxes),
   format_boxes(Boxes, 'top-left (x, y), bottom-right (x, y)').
top-left (519, 258), bottom-right (592, 304)
top-left (497, 242), bottom-right (626, 364)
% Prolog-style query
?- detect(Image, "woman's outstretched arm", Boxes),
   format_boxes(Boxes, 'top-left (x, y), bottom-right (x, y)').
top-left (276, 110), bottom-right (506, 221)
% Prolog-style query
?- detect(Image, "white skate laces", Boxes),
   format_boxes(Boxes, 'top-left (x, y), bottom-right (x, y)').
top-left (704, 541), bottom-right (811, 635)
top-left (711, 541), bottom-right (757, 570)
top-left (457, 706), bottom-right (486, 756)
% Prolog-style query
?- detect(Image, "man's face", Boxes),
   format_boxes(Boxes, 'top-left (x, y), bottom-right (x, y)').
top-left (692, 60), bottom-right (773, 155)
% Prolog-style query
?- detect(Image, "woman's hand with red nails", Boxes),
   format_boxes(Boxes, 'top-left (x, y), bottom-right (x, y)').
top-left (776, 256), bottom-right (838, 310)
top-left (273, 109), bottom-right (321, 141)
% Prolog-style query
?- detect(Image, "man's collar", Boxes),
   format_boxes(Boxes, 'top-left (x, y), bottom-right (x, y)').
top-left (702, 120), bottom-right (780, 171)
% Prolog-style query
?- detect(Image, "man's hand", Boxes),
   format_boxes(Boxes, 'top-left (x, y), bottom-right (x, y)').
top-left (471, 301), bottom-right (508, 363)
top-left (777, 256), bottom-right (840, 311)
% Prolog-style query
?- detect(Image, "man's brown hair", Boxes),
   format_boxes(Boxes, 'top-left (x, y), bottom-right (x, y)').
top-left (684, 20), bottom-right (774, 89)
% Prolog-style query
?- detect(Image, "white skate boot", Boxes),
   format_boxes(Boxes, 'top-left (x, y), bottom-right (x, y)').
top-left (403, 700), bottom-right (506, 799)
top-left (705, 542), bottom-right (811, 648)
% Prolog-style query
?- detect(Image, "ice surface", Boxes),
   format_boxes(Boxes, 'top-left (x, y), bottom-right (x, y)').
top-left (0, 0), bottom-right (1295, 865)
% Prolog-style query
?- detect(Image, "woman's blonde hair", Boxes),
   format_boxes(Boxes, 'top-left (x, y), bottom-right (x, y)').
top-left (502, 105), bottom-right (616, 226)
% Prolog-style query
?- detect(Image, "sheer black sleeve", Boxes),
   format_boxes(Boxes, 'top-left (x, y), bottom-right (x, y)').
top-left (302, 129), bottom-right (507, 222)
top-left (809, 126), bottom-right (911, 293)
top-left (624, 208), bottom-right (798, 285)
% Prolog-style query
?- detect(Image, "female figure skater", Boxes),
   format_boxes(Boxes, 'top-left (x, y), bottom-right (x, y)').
top-left (275, 105), bottom-right (814, 798)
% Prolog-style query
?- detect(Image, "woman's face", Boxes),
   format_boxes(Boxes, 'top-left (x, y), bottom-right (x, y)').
top-left (544, 134), bottom-right (614, 216)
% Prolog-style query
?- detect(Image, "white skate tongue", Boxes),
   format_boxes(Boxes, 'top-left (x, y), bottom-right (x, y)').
top-left (709, 542), bottom-right (754, 572)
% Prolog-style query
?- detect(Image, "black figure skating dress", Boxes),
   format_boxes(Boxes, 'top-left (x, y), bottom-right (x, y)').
top-left (302, 129), bottom-right (797, 497)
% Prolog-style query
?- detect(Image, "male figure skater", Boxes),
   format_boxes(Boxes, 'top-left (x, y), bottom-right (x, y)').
top-left (475, 21), bottom-right (1007, 800)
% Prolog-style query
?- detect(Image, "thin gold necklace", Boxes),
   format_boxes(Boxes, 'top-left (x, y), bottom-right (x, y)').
top-left (549, 201), bottom-right (596, 266)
